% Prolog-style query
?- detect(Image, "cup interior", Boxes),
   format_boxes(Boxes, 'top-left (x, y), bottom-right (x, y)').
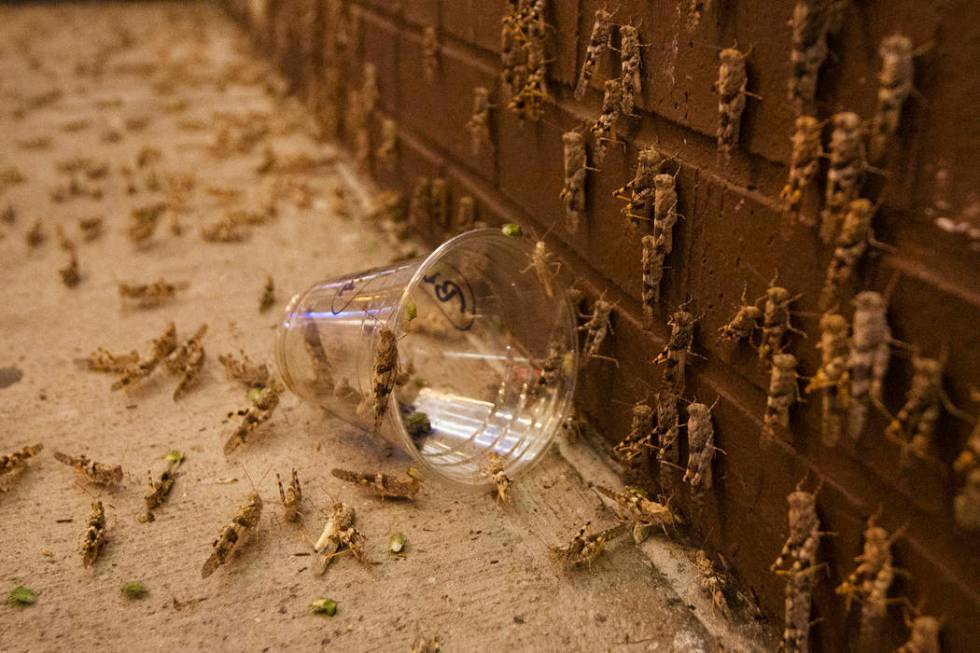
top-left (389, 229), bottom-right (578, 486)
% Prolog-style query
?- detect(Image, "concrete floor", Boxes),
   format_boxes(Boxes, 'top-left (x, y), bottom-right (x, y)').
top-left (0, 3), bottom-right (773, 651)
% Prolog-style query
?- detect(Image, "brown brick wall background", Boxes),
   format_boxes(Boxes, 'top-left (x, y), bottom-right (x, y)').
top-left (223, 1), bottom-right (979, 649)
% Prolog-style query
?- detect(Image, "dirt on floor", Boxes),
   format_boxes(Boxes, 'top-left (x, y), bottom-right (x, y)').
top-left (0, 3), bottom-right (774, 651)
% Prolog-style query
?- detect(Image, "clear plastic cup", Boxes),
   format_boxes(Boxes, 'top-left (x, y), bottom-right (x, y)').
top-left (276, 228), bottom-right (578, 487)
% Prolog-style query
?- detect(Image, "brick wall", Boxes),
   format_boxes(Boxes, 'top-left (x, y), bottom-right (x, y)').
top-left (224, 1), bottom-right (980, 649)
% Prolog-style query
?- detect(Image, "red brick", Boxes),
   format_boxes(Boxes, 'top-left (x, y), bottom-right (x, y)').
top-left (396, 29), bottom-right (498, 183)
top-left (440, 0), bottom-right (505, 54)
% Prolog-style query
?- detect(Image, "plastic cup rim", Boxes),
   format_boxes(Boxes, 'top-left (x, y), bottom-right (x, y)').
top-left (388, 228), bottom-right (579, 488)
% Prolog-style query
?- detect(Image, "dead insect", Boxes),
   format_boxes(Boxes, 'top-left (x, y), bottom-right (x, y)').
top-left (218, 351), bottom-right (271, 390)
top-left (17, 135), bottom-right (51, 150)
top-left (718, 286), bottom-right (762, 344)
top-left (100, 122), bottom-right (123, 144)
top-left (804, 313), bottom-right (850, 447)
top-left (771, 482), bottom-right (823, 576)
top-left (465, 86), bottom-right (492, 156)
top-left (687, 0), bottom-right (712, 31)
top-left (118, 279), bottom-right (190, 309)
top-left (715, 47), bottom-right (752, 160)
top-left (136, 145), bottom-right (162, 169)
top-left (361, 62), bottom-right (380, 115)
top-left (0, 165), bottom-right (26, 193)
top-left (694, 549), bottom-right (733, 620)
top-left (410, 631), bottom-right (442, 653)
top-left (26, 219), bottom-right (46, 248)
top-left (578, 299), bottom-right (615, 364)
top-left (593, 484), bottom-right (677, 543)
top-left (897, 612), bottom-right (942, 653)
top-left (409, 177), bottom-right (433, 229)
top-left (574, 8), bottom-right (614, 100)
top-left (820, 199), bottom-right (884, 310)
top-left (653, 309), bottom-right (698, 392)
top-left (50, 175), bottom-right (103, 203)
top-left (128, 202), bottom-right (167, 244)
top-left (885, 353), bottom-right (962, 462)
top-left (55, 224), bottom-right (73, 252)
top-left (347, 90), bottom-right (371, 171)
top-left (255, 148), bottom-right (334, 176)
top-left (953, 391), bottom-right (980, 531)
top-left (259, 276), bottom-right (275, 313)
top-left (141, 451), bottom-right (184, 522)
top-left (614, 146), bottom-right (662, 230)
top-left (524, 239), bottom-right (560, 299)
top-left (330, 184), bottom-right (353, 220)
top-left (224, 383), bottom-right (282, 454)
top-left (314, 502), bottom-right (366, 573)
top-left (422, 26), bottom-right (440, 81)
top-left (59, 245), bottom-right (81, 287)
top-left (0, 443), bottom-right (43, 492)
top-left (654, 168), bottom-right (681, 242)
top-left (481, 453), bottom-right (511, 507)
top-left (429, 178), bottom-right (449, 233)
top-left (952, 390), bottom-right (980, 477)
top-left (640, 236), bottom-right (664, 326)
top-left (955, 467), bottom-right (980, 532)
top-left (562, 407), bottom-right (586, 443)
top-left (368, 190), bottom-right (406, 227)
top-left (201, 216), bottom-right (247, 242)
top-left (820, 112), bottom-right (866, 243)
top-left (655, 390), bottom-right (682, 491)
top-left (456, 195), bottom-right (477, 232)
top-left (62, 117), bottom-right (91, 132)
top-left (783, 570), bottom-right (819, 653)
top-left (848, 291), bottom-right (891, 440)
top-left (771, 483), bottom-right (826, 653)
top-left (762, 353), bottom-right (800, 444)
top-left (780, 115), bottom-right (823, 219)
top-left (81, 500), bottom-right (108, 567)
top-left (78, 216), bottom-right (104, 241)
top-left (201, 491), bottom-right (263, 578)
top-left (500, 3), bottom-right (524, 98)
top-left (331, 467), bottom-right (422, 501)
top-left (835, 515), bottom-right (905, 649)
top-left (528, 338), bottom-right (568, 401)
top-left (758, 281), bottom-right (804, 360)
top-left (376, 118), bottom-right (397, 169)
top-left (369, 327), bottom-right (400, 432)
top-left (303, 317), bottom-right (336, 394)
top-left (549, 521), bottom-right (626, 570)
top-left (108, 322), bottom-right (179, 391)
top-left (503, 1), bottom-right (549, 123)
top-left (684, 401), bottom-right (721, 494)
top-left (165, 323), bottom-right (208, 400)
top-left (591, 79), bottom-right (623, 165)
top-left (868, 35), bottom-right (914, 164)
top-left (559, 131), bottom-right (588, 233)
top-left (1, 202), bottom-right (15, 224)
top-left (638, 173), bottom-right (682, 313)
top-left (54, 451), bottom-right (123, 488)
top-left (618, 25), bottom-right (643, 115)
top-left (277, 469), bottom-right (303, 522)
top-left (614, 401), bottom-right (657, 466)
top-left (787, 0), bottom-right (833, 116)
